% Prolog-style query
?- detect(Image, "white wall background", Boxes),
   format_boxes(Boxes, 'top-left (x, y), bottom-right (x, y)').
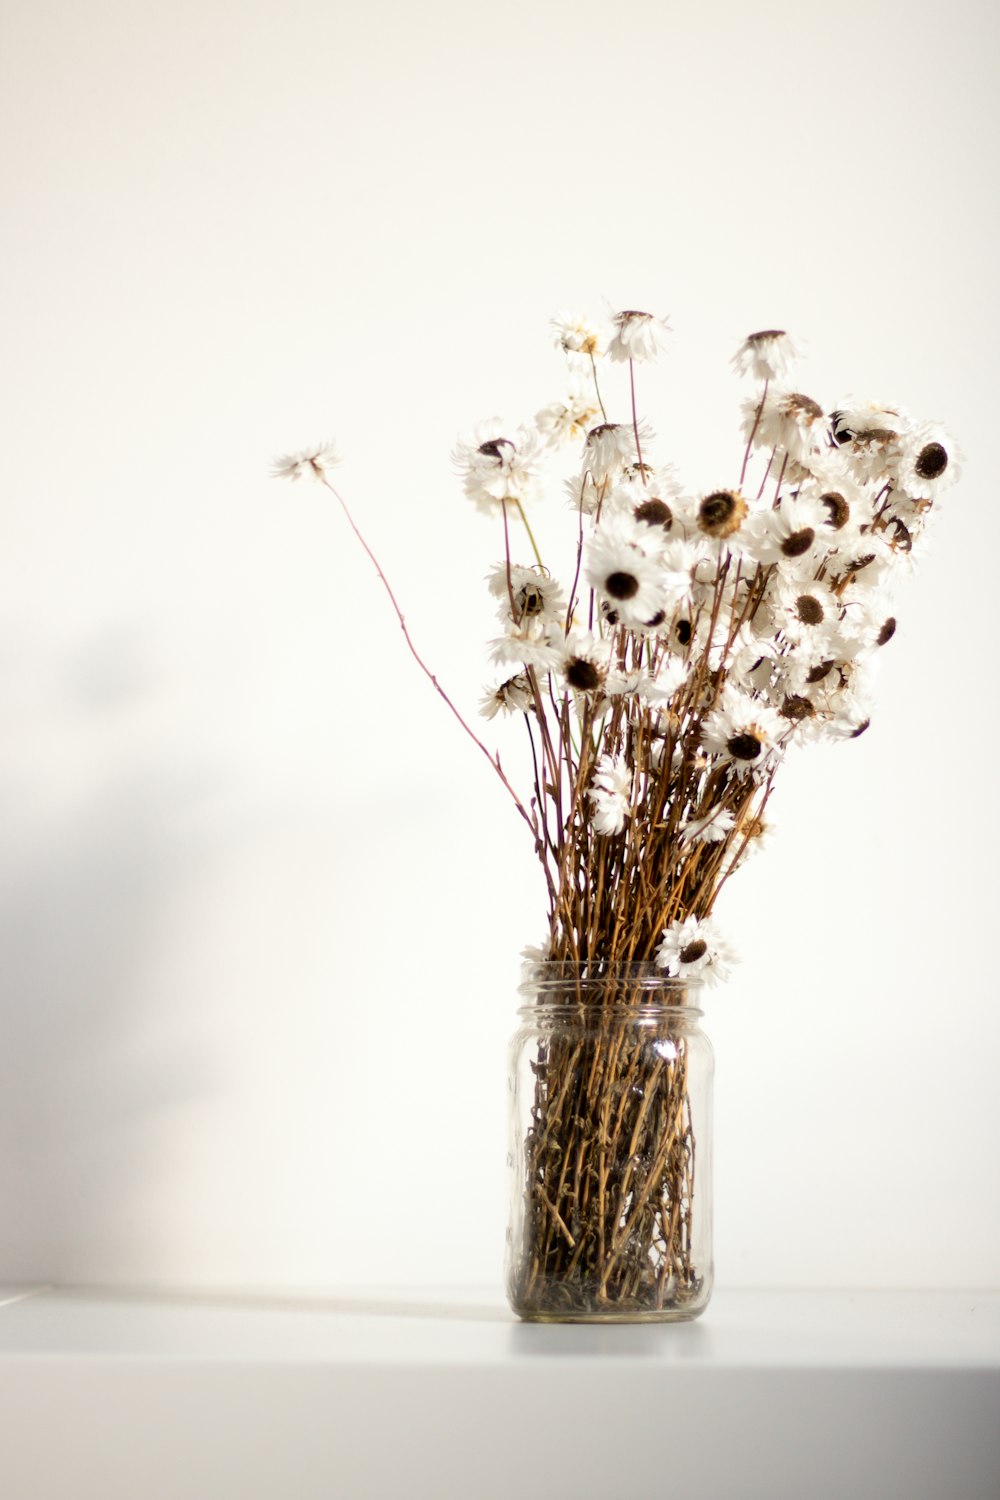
top-left (1, 0), bottom-right (997, 1292)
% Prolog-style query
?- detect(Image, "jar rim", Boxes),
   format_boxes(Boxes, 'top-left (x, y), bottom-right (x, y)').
top-left (517, 1000), bottom-right (704, 1020)
top-left (519, 959), bottom-right (703, 1015)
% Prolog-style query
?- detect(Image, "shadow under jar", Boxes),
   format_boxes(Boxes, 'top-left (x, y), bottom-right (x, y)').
top-left (506, 961), bottom-right (713, 1323)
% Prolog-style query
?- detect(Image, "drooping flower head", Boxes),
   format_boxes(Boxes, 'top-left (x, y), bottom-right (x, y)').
top-left (453, 421), bottom-right (545, 515)
top-left (731, 329), bottom-right (803, 383)
top-left (607, 309), bottom-right (671, 364)
top-left (271, 441), bottom-right (340, 482)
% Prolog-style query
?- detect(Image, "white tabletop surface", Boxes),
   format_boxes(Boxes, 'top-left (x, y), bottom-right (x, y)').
top-left (0, 1285), bottom-right (997, 1500)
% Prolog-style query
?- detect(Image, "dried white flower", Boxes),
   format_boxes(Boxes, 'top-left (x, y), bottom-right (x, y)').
top-left (551, 310), bottom-right (606, 359)
top-left (680, 806), bottom-right (737, 846)
top-left (731, 329), bottom-right (803, 383)
top-left (582, 421), bottom-right (648, 485)
top-left (655, 915), bottom-right (736, 987)
top-left (490, 619), bottom-right (564, 673)
top-left (479, 673), bottom-right (533, 719)
top-left (271, 441), bottom-right (340, 482)
top-left (453, 421), bottom-right (545, 515)
top-left (895, 421), bottom-right (960, 501)
top-left (588, 755), bottom-right (632, 836)
top-left (607, 309), bottom-right (671, 363)
top-left (743, 388), bottom-right (831, 466)
top-left (488, 564), bottom-right (566, 629)
top-left (701, 686), bottom-right (786, 779)
top-left (585, 522), bottom-right (665, 628)
top-left (536, 382), bottom-right (601, 447)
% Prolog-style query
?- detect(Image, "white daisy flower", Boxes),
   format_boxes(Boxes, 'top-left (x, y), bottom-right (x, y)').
top-left (453, 420), bottom-right (546, 515)
top-left (627, 492), bottom-right (676, 533)
top-left (796, 469), bottom-right (867, 535)
top-left (658, 537), bottom-right (707, 606)
top-left (701, 685), bottom-right (786, 778)
top-left (585, 523), bottom-right (666, 627)
top-left (271, 440), bottom-right (340, 482)
top-left (536, 382), bottom-right (601, 447)
top-left (837, 585), bottom-right (897, 655)
top-left (607, 309), bottom-right (671, 363)
top-left (598, 473), bottom-right (680, 537)
top-left (588, 754), bottom-right (632, 836)
top-left (842, 425), bottom-right (905, 485)
top-left (731, 329), bottom-right (803, 383)
top-left (806, 655), bottom-right (877, 741)
top-left (746, 493), bottom-right (828, 571)
top-left (680, 806), bottom-right (737, 846)
top-left (582, 421), bottom-right (650, 485)
top-left (489, 619), bottom-right (564, 673)
top-left (830, 399), bottom-right (913, 447)
top-left (479, 673), bottom-right (533, 719)
top-left (766, 575), bottom-right (840, 646)
top-left (833, 527), bottom-right (899, 589)
top-left (825, 700), bottom-right (873, 740)
top-left (627, 460), bottom-right (684, 499)
top-left (654, 914), bottom-right (736, 988)
top-left (895, 421), bottom-right (960, 501)
top-left (560, 630), bottom-right (612, 695)
top-left (772, 686), bottom-right (824, 741)
top-left (487, 563), bottom-right (567, 628)
top-left (551, 310), bottom-right (606, 359)
top-left (718, 621), bottom-right (780, 693)
top-left (693, 488), bottom-right (751, 543)
top-left (743, 388), bottom-right (831, 466)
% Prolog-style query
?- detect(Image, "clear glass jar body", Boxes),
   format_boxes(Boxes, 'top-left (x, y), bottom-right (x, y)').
top-left (506, 963), bottom-right (713, 1323)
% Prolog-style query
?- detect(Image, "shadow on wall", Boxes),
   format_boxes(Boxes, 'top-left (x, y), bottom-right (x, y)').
top-left (0, 623), bottom-right (226, 1283)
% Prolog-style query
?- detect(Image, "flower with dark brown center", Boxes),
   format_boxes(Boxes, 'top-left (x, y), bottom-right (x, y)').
top-left (675, 618), bottom-right (692, 646)
top-left (781, 694), bottom-right (815, 721)
top-left (633, 498), bottom-right (673, 529)
top-left (915, 442), bottom-right (948, 480)
top-left (796, 593), bottom-right (825, 626)
top-left (820, 491), bottom-right (850, 530)
top-left (726, 731), bottom-right (762, 761)
top-left (850, 719), bottom-right (870, 739)
top-left (889, 518), bottom-right (913, 553)
top-left (565, 657), bottom-right (602, 692)
top-left (856, 427), bottom-right (896, 447)
top-left (680, 940), bottom-right (708, 965)
top-left (605, 570), bottom-right (639, 601)
top-left (516, 584), bottom-right (544, 618)
top-left (806, 659), bottom-right (835, 684)
top-left (830, 410), bottom-right (854, 445)
top-left (785, 393), bottom-right (824, 421)
top-left (698, 489), bottom-right (747, 539)
top-left (477, 437), bottom-right (514, 461)
top-left (876, 617), bottom-right (896, 647)
top-left (644, 610), bottom-right (666, 628)
top-left (781, 527), bottom-right (815, 558)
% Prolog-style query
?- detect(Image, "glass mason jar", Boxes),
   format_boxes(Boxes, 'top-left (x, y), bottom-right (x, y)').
top-left (506, 961), bottom-right (713, 1323)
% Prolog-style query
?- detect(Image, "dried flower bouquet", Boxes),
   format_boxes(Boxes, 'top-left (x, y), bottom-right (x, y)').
top-left (275, 310), bottom-right (957, 1315)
